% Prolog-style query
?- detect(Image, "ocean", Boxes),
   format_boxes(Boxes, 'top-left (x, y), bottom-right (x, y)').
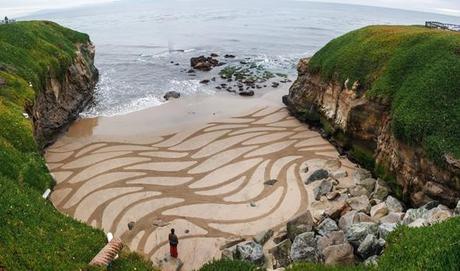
top-left (25, 0), bottom-right (460, 117)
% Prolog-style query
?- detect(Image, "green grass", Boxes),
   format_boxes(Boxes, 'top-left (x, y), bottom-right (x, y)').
top-left (309, 25), bottom-right (460, 166)
top-left (286, 263), bottom-right (366, 271)
top-left (0, 21), bottom-right (155, 270)
top-left (198, 259), bottom-right (260, 271)
top-left (378, 216), bottom-right (460, 271)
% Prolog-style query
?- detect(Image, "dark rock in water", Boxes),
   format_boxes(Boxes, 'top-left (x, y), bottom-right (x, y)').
top-left (217, 62), bottom-right (226, 66)
top-left (210, 53), bottom-right (219, 57)
top-left (264, 179), bottom-right (278, 186)
top-left (256, 85), bottom-right (262, 89)
top-left (174, 63), bottom-right (180, 66)
top-left (239, 90), bottom-right (255, 97)
top-left (188, 74), bottom-right (196, 76)
top-left (163, 91), bottom-right (181, 100)
top-left (187, 69), bottom-right (195, 73)
top-left (170, 61), bottom-right (174, 64)
top-left (306, 169), bottom-right (329, 184)
top-left (200, 79), bottom-right (210, 84)
top-left (216, 86), bottom-right (222, 90)
top-left (190, 56), bottom-right (219, 71)
top-left (226, 87), bottom-right (235, 93)
top-left (272, 82), bottom-right (280, 88)
top-left (211, 77), bottom-right (216, 81)
top-left (128, 221), bottom-right (135, 230)
top-left (224, 54), bottom-right (236, 58)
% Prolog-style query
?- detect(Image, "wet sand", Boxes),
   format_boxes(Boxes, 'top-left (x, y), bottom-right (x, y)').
top-left (45, 89), bottom-right (359, 270)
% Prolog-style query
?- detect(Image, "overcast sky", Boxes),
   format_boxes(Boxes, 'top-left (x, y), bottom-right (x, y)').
top-left (0, 0), bottom-right (459, 17)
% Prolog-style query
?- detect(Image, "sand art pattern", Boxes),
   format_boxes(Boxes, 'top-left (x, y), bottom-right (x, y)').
top-left (46, 107), bottom-right (354, 270)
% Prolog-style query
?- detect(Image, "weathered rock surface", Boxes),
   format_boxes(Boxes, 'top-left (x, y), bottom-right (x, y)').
top-left (282, 57), bottom-right (460, 207)
top-left (287, 210), bottom-right (315, 241)
top-left (269, 239), bottom-right (291, 268)
top-left (33, 42), bottom-right (98, 148)
top-left (190, 55), bottom-right (219, 71)
top-left (316, 218), bottom-right (338, 236)
top-left (306, 169), bottom-right (329, 184)
top-left (235, 241), bottom-right (264, 264)
top-left (345, 222), bottom-right (378, 248)
top-left (314, 179), bottom-right (333, 200)
top-left (290, 232), bottom-right (320, 263)
top-left (323, 243), bottom-right (355, 265)
top-left (253, 229), bottom-right (274, 245)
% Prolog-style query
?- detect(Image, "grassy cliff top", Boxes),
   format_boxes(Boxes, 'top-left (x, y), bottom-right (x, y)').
top-left (308, 25), bottom-right (460, 165)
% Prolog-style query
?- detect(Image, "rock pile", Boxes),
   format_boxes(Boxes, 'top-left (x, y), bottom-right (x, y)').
top-left (190, 55), bottom-right (220, 71)
top-left (219, 163), bottom-right (460, 269)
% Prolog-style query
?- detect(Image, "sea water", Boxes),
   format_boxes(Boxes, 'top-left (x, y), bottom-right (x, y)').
top-left (25, 0), bottom-right (460, 117)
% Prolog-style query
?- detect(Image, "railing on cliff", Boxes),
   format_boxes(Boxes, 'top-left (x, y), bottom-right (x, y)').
top-left (425, 21), bottom-right (460, 32)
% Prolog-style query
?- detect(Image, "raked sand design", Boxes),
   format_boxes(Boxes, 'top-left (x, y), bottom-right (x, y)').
top-left (46, 104), bottom-right (358, 270)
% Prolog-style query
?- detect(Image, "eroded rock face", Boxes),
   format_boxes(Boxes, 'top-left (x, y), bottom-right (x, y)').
top-left (283, 58), bottom-right (460, 207)
top-left (33, 42), bottom-right (99, 148)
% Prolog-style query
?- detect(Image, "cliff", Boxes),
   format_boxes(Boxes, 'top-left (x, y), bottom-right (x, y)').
top-left (0, 21), bottom-right (155, 270)
top-left (284, 26), bottom-right (460, 207)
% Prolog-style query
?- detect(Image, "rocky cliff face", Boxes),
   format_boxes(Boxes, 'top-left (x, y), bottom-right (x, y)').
top-left (32, 42), bottom-right (98, 148)
top-left (283, 58), bottom-right (460, 207)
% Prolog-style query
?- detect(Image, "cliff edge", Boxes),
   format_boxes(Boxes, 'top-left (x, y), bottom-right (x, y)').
top-left (284, 25), bottom-right (460, 207)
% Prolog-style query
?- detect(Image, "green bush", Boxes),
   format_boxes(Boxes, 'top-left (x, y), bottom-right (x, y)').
top-left (199, 259), bottom-right (260, 271)
top-left (309, 25), bottom-right (460, 166)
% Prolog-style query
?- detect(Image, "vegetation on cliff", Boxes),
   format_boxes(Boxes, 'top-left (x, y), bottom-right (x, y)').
top-left (0, 21), bottom-right (155, 270)
top-left (308, 25), bottom-right (460, 166)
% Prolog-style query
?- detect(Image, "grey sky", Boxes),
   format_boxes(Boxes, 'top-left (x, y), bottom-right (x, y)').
top-left (0, 0), bottom-right (459, 17)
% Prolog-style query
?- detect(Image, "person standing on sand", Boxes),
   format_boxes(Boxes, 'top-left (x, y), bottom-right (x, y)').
top-left (169, 228), bottom-right (179, 258)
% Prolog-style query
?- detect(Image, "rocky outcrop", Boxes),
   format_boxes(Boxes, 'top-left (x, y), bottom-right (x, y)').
top-left (283, 58), bottom-right (460, 207)
top-left (32, 42), bottom-right (98, 148)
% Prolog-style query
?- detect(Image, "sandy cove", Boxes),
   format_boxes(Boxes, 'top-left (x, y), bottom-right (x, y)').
top-left (45, 89), bottom-right (359, 270)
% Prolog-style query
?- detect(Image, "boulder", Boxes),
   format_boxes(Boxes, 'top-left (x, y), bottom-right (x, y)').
top-left (349, 185), bottom-right (371, 197)
top-left (221, 245), bottom-right (237, 260)
top-left (454, 200), bottom-right (460, 215)
top-left (378, 223), bottom-right (397, 240)
top-left (346, 195), bottom-right (370, 213)
top-left (402, 208), bottom-right (428, 225)
top-left (385, 196), bottom-right (404, 213)
top-left (239, 90), bottom-right (255, 97)
top-left (127, 221), bottom-right (135, 231)
top-left (224, 54), bottom-right (236, 58)
top-left (331, 169), bottom-right (348, 179)
top-left (357, 234), bottom-right (385, 259)
top-left (163, 91), bottom-right (181, 100)
top-left (317, 231), bottom-right (346, 252)
top-left (345, 222), bottom-right (379, 248)
top-left (313, 179), bottom-right (333, 200)
top-left (235, 241), bottom-right (264, 264)
top-left (339, 211), bottom-right (374, 230)
top-left (253, 229), bottom-right (274, 245)
top-left (190, 56), bottom-right (219, 71)
top-left (425, 206), bottom-right (452, 224)
top-left (379, 212), bottom-right (405, 224)
top-left (306, 169), bottom-right (329, 184)
top-left (316, 218), bottom-right (339, 236)
top-left (364, 255), bottom-right (379, 267)
top-left (323, 243), bottom-right (355, 265)
top-left (357, 178), bottom-right (377, 193)
top-left (352, 168), bottom-right (371, 183)
top-left (370, 202), bottom-right (389, 220)
top-left (408, 218), bottom-right (428, 228)
top-left (287, 210), bottom-right (315, 241)
top-left (326, 191), bottom-right (341, 201)
top-left (269, 239), bottom-right (292, 268)
top-left (273, 231), bottom-right (288, 244)
top-left (324, 200), bottom-right (349, 219)
top-left (372, 180), bottom-right (390, 201)
top-left (290, 232), bottom-right (320, 263)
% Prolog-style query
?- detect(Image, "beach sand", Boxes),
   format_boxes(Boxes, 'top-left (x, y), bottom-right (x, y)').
top-left (45, 89), bottom-right (358, 270)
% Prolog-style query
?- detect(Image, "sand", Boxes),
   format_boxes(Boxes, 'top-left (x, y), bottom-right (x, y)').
top-left (46, 89), bottom-right (358, 270)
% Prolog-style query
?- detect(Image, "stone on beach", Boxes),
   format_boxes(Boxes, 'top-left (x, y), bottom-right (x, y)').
top-left (235, 241), bottom-right (264, 264)
top-left (313, 179), bottom-right (333, 200)
top-left (253, 229), bottom-right (274, 245)
top-left (290, 232), bottom-right (320, 263)
top-left (287, 210), bottom-right (315, 241)
top-left (306, 169), bottom-right (329, 184)
top-left (345, 222), bottom-right (378, 248)
top-left (269, 239), bottom-right (292, 268)
top-left (316, 218), bottom-right (339, 236)
top-left (163, 91), bottom-right (181, 100)
top-left (347, 195), bottom-right (370, 213)
top-left (357, 234), bottom-right (385, 259)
